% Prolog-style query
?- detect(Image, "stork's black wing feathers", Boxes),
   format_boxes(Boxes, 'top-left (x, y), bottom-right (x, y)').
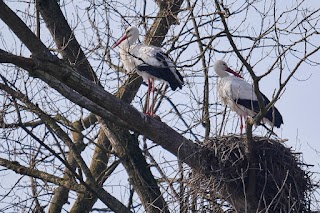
top-left (155, 52), bottom-right (184, 84)
top-left (261, 93), bottom-right (284, 128)
top-left (136, 51), bottom-right (183, 90)
top-left (155, 52), bottom-right (169, 66)
top-left (137, 65), bottom-right (183, 90)
top-left (235, 93), bottom-right (283, 128)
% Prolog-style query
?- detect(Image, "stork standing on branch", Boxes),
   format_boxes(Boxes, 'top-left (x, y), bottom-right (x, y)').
top-left (214, 60), bottom-right (283, 133)
top-left (112, 26), bottom-right (184, 116)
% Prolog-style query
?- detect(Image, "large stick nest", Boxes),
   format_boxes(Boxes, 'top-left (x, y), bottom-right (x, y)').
top-left (188, 135), bottom-right (315, 212)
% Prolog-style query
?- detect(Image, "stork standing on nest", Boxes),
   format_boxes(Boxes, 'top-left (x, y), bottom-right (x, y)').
top-left (213, 60), bottom-right (283, 133)
top-left (112, 26), bottom-right (184, 116)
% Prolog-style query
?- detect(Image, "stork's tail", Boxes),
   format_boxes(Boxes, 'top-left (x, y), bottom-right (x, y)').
top-left (137, 65), bottom-right (184, 91)
top-left (265, 106), bottom-right (284, 128)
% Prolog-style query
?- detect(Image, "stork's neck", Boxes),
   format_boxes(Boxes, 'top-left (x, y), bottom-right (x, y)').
top-left (216, 70), bottom-right (230, 78)
top-left (119, 36), bottom-right (137, 50)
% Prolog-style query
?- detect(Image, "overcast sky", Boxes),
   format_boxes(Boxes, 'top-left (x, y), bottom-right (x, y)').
top-left (0, 0), bottom-right (320, 211)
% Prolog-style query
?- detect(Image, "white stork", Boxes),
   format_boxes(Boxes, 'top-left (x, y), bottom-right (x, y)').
top-left (213, 60), bottom-right (283, 133)
top-left (112, 26), bottom-right (184, 116)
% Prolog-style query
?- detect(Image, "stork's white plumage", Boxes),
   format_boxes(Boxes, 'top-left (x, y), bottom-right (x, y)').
top-left (214, 60), bottom-right (283, 133)
top-left (113, 26), bottom-right (183, 116)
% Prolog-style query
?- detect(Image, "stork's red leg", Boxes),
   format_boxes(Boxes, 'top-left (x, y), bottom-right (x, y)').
top-left (150, 78), bottom-right (155, 116)
top-left (145, 78), bottom-right (152, 115)
top-left (240, 115), bottom-right (243, 134)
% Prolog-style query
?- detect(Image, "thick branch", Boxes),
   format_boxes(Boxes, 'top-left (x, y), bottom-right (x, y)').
top-left (1, 50), bottom-right (200, 169)
top-left (99, 117), bottom-right (170, 212)
top-left (0, 0), bottom-right (52, 59)
top-left (74, 1), bottom-right (185, 211)
top-left (35, 1), bottom-right (101, 208)
top-left (70, 129), bottom-right (114, 212)
top-left (37, 0), bottom-right (98, 82)
top-left (0, 79), bottom-right (131, 213)
top-left (0, 2), bottom-right (203, 212)
top-left (147, 0), bottom-right (183, 46)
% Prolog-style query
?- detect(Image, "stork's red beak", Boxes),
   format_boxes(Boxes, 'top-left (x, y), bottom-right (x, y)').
top-left (226, 67), bottom-right (243, 79)
top-left (112, 35), bottom-right (127, 48)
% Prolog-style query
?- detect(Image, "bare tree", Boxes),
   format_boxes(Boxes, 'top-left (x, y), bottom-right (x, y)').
top-left (0, 0), bottom-right (319, 212)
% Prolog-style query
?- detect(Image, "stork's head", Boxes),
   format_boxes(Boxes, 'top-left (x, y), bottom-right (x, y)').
top-left (213, 60), bottom-right (243, 78)
top-left (112, 26), bottom-right (139, 48)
